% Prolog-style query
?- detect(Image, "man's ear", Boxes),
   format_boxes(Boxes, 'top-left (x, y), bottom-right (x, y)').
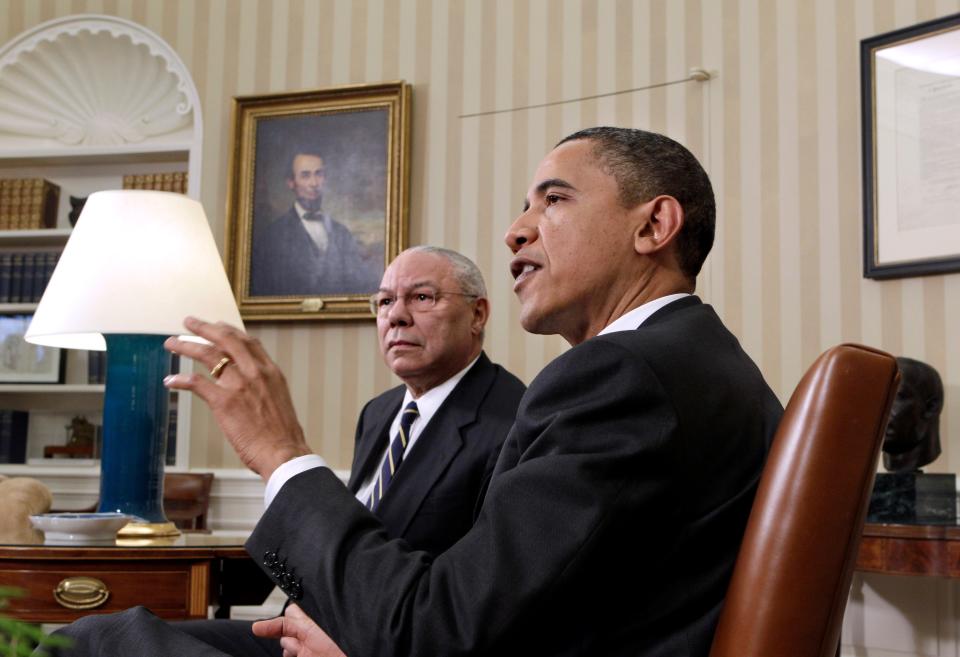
top-left (634, 195), bottom-right (684, 256)
top-left (472, 297), bottom-right (490, 335)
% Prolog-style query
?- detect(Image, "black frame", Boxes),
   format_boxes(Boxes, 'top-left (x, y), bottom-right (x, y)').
top-left (861, 13), bottom-right (960, 279)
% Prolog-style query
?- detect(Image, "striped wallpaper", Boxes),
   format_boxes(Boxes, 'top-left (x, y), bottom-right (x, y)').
top-left (3, 0), bottom-right (958, 472)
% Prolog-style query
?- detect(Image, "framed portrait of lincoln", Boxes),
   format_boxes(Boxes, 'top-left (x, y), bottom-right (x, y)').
top-left (225, 81), bottom-right (410, 321)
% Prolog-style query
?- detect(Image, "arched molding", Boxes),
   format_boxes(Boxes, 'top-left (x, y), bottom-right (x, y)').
top-left (0, 15), bottom-right (201, 149)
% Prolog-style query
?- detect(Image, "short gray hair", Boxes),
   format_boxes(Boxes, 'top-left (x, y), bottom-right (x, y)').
top-left (403, 245), bottom-right (487, 299)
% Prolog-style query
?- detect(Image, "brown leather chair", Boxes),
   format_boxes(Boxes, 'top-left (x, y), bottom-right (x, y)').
top-left (163, 472), bottom-right (214, 531)
top-left (709, 344), bottom-right (899, 657)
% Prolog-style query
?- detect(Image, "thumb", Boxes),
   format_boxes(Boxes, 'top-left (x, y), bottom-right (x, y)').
top-left (252, 616), bottom-right (285, 639)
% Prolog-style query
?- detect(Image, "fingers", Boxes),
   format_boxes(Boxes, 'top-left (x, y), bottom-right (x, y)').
top-left (163, 338), bottom-right (219, 378)
top-left (280, 636), bottom-right (304, 656)
top-left (251, 607), bottom-right (345, 657)
top-left (252, 616), bottom-right (284, 639)
top-left (163, 369), bottom-right (223, 405)
top-left (174, 316), bottom-right (276, 380)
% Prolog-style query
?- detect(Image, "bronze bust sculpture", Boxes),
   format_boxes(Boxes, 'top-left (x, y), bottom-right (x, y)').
top-left (882, 357), bottom-right (944, 472)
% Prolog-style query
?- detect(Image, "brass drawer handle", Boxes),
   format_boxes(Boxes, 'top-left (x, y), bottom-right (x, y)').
top-left (53, 576), bottom-right (110, 610)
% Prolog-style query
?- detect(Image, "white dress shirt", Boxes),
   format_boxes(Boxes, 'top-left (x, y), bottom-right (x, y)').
top-left (295, 202), bottom-right (330, 253)
top-left (597, 293), bottom-right (691, 336)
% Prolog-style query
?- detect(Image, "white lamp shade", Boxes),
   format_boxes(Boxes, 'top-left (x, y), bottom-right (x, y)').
top-left (26, 190), bottom-right (244, 351)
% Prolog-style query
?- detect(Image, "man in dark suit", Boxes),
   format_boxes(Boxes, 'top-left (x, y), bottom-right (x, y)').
top-left (249, 150), bottom-right (379, 297)
top-left (47, 247), bottom-right (522, 657)
top-left (53, 127), bottom-right (782, 657)
top-left (345, 245), bottom-right (525, 556)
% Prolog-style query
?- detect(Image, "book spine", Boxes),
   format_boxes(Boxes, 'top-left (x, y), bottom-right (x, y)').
top-left (42, 252), bottom-right (58, 295)
top-left (9, 410), bottom-right (28, 463)
top-left (0, 181), bottom-right (10, 231)
top-left (9, 253), bottom-right (23, 303)
top-left (0, 253), bottom-right (12, 303)
top-left (43, 179), bottom-right (60, 228)
top-left (0, 410), bottom-right (9, 463)
top-left (20, 252), bottom-right (36, 303)
top-left (31, 252), bottom-right (45, 301)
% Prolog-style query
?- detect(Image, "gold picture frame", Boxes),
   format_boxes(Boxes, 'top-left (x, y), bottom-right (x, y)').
top-left (225, 81), bottom-right (410, 320)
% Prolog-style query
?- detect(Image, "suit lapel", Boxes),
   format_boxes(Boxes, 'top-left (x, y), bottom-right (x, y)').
top-left (347, 389), bottom-right (403, 493)
top-left (377, 353), bottom-right (496, 538)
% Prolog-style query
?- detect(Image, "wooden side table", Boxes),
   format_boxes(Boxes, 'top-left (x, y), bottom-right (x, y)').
top-left (0, 535), bottom-right (274, 623)
top-left (856, 522), bottom-right (960, 578)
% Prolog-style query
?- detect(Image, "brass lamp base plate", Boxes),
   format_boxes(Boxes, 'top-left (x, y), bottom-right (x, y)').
top-left (116, 521), bottom-right (181, 538)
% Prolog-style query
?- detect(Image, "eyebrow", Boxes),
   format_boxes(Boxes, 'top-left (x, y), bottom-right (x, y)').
top-left (378, 281), bottom-right (439, 294)
top-left (523, 177), bottom-right (576, 212)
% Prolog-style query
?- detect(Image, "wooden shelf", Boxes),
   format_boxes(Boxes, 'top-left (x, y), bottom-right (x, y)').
top-left (0, 303), bottom-right (39, 313)
top-left (0, 228), bottom-right (71, 247)
top-left (0, 384), bottom-right (103, 394)
top-left (0, 144), bottom-right (191, 166)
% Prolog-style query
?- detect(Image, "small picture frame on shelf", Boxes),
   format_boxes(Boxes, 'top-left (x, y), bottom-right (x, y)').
top-left (0, 314), bottom-right (63, 383)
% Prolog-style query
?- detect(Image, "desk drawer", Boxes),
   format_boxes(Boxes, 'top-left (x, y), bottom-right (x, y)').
top-left (0, 559), bottom-right (210, 623)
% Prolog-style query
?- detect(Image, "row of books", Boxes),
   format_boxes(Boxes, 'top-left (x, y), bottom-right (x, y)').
top-left (0, 409), bottom-right (180, 464)
top-left (122, 172), bottom-right (188, 194)
top-left (0, 410), bottom-right (28, 464)
top-left (0, 178), bottom-right (60, 231)
top-left (0, 251), bottom-right (59, 303)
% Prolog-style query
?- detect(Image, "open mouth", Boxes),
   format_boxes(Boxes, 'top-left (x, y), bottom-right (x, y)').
top-left (510, 260), bottom-right (540, 286)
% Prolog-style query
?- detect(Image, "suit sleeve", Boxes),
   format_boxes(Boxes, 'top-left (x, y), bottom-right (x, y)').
top-left (247, 338), bottom-right (682, 656)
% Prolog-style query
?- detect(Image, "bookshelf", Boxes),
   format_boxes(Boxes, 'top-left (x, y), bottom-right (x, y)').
top-left (0, 15), bottom-right (204, 476)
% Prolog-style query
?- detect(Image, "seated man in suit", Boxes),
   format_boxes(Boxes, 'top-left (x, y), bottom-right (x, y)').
top-left (168, 246), bottom-right (524, 656)
top-left (249, 149), bottom-right (380, 297)
top-left (52, 127), bottom-right (782, 657)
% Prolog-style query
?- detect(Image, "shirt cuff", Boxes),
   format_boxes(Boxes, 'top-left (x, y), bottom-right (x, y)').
top-left (264, 454), bottom-right (328, 508)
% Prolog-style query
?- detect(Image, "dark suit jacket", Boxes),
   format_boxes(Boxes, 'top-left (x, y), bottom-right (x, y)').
top-left (249, 208), bottom-right (380, 296)
top-left (248, 297), bottom-right (784, 657)
top-left (346, 351), bottom-right (526, 555)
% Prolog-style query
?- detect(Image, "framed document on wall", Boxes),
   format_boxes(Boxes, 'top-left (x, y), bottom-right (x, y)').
top-left (861, 13), bottom-right (960, 279)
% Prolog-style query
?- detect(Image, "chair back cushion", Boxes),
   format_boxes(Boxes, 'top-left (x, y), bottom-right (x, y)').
top-left (163, 472), bottom-right (214, 530)
top-left (709, 344), bottom-right (899, 657)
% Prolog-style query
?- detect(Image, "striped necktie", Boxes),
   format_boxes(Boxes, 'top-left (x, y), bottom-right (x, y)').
top-left (369, 401), bottom-right (419, 510)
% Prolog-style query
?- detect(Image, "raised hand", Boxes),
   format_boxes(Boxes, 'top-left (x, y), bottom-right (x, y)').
top-left (164, 316), bottom-right (312, 480)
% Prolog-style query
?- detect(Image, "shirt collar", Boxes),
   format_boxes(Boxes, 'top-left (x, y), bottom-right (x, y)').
top-left (294, 202), bottom-right (325, 221)
top-left (399, 354), bottom-right (481, 425)
top-left (597, 293), bottom-right (692, 336)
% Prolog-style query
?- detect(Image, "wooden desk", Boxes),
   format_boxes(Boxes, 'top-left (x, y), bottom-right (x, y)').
top-left (0, 534), bottom-right (274, 623)
top-left (857, 522), bottom-right (960, 578)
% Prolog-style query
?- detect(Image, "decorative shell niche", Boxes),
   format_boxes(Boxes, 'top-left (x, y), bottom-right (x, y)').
top-left (0, 14), bottom-right (202, 196)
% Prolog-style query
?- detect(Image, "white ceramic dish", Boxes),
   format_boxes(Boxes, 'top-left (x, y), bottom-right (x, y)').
top-left (29, 512), bottom-right (134, 543)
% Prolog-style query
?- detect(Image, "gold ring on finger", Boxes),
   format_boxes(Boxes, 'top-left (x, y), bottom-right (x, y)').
top-left (210, 356), bottom-right (233, 380)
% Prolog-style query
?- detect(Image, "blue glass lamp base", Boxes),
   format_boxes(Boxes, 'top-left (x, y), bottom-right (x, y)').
top-left (96, 334), bottom-right (175, 532)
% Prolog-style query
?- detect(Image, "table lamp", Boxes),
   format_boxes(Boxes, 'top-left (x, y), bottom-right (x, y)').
top-left (25, 190), bottom-right (243, 537)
